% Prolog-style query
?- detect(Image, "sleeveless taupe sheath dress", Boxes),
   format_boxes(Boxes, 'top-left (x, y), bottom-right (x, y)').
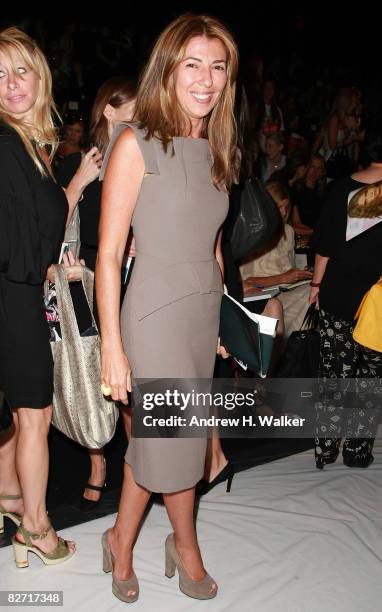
top-left (102, 122), bottom-right (228, 493)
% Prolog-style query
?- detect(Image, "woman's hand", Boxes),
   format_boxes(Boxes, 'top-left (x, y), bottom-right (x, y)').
top-left (45, 249), bottom-right (85, 283)
top-left (61, 249), bottom-right (86, 282)
top-left (76, 146), bottom-right (103, 190)
top-left (101, 347), bottom-right (131, 405)
top-left (46, 265), bottom-right (55, 283)
top-left (217, 337), bottom-right (230, 359)
top-left (281, 268), bottom-right (313, 284)
top-left (243, 279), bottom-right (263, 296)
top-left (309, 286), bottom-right (320, 306)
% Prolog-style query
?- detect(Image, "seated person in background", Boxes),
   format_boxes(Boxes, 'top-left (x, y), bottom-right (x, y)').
top-left (259, 132), bottom-right (286, 183)
top-left (55, 113), bottom-right (86, 165)
top-left (270, 148), bottom-right (309, 192)
top-left (240, 181), bottom-right (312, 339)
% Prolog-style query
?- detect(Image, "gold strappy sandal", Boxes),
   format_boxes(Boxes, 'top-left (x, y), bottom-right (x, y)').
top-left (12, 522), bottom-right (75, 568)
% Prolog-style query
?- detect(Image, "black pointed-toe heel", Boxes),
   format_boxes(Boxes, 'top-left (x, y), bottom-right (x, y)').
top-left (197, 463), bottom-right (234, 495)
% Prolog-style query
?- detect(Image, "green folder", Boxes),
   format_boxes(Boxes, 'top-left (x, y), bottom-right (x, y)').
top-left (219, 294), bottom-right (276, 378)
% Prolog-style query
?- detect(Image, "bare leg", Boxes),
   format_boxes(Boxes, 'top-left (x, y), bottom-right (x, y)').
top-left (83, 449), bottom-right (106, 502)
top-left (107, 463), bottom-right (150, 596)
top-left (15, 406), bottom-right (75, 555)
top-left (163, 487), bottom-right (216, 591)
top-left (263, 297), bottom-right (284, 336)
top-left (0, 410), bottom-right (23, 516)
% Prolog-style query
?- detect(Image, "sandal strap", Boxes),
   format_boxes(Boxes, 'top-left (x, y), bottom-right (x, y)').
top-left (17, 522), bottom-right (52, 546)
top-left (85, 483), bottom-right (104, 492)
top-left (0, 493), bottom-right (22, 500)
top-left (44, 536), bottom-right (70, 560)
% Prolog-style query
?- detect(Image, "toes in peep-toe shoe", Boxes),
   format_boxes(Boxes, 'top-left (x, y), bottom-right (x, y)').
top-left (101, 529), bottom-right (139, 604)
top-left (165, 533), bottom-right (217, 600)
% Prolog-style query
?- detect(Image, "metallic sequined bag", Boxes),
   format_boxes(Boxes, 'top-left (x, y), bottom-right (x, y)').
top-left (50, 265), bottom-right (118, 448)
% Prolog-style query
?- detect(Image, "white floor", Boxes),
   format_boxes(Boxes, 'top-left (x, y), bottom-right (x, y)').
top-left (1, 437), bottom-right (381, 612)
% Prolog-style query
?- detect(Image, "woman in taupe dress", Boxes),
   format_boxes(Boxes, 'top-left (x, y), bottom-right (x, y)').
top-left (96, 14), bottom-right (238, 603)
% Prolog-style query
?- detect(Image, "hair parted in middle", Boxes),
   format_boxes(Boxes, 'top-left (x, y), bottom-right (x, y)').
top-left (0, 26), bottom-right (60, 175)
top-left (133, 13), bottom-right (239, 191)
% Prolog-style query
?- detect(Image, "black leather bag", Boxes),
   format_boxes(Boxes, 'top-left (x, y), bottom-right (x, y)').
top-left (275, 304), bottom-right (320, 378)
top-left (230, 177), bottom-right (281, 261)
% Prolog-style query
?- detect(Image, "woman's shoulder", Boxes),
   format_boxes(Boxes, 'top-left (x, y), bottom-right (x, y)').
top-left (0, 122), bottom-right (29, 174)
top-left (0, 121), bottom-right (25, 151)
top-left (99, 122), bottom-right (150, 180)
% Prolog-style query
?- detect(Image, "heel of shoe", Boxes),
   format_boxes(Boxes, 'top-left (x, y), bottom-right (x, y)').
top-left (226, 473), bottom-right (234, 493)
top-left (101, 532), bottom-right (112, 573)
top-left (165, 547), bottom-right (176, 578)
top-left (12, 539), bottom-right (29, 568)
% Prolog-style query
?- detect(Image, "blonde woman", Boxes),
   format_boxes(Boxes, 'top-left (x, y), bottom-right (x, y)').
top-left (0, 28), bottom-right (82, 567)
top-left (313, 86), bottom-right (363, 178)
top-left (97, 13), bottom-right (238, 603)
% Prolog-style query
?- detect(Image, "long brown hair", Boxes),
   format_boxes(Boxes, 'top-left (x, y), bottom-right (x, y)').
top-left (0, 27), bottom-right (59, 175)
top-left (89, 77), bottom-right (136, 154)
top-left (133, 13), bottom-right (239, 191)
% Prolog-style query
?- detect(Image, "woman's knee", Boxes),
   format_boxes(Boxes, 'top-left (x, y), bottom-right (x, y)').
top-left (17, 405), bottom-right (53, 433)
top-left (264, 296), bottom-right (283, 319)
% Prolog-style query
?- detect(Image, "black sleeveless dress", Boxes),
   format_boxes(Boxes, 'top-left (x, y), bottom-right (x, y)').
top-left (0, 124), bottom-right (67, 409)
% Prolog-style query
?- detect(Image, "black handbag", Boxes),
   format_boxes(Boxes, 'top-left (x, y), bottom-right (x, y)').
top-left (0, 397), bottom-right (13, 433)
top-left (275, 304), bottom-right (320, 378)
top-left (230, 176), bottom-right (281, 261)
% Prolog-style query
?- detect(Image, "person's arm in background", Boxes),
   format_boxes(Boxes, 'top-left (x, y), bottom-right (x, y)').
top-left (244, 266), bottom-right (312, 291)
top-left (309, 253), bottom-right (328, 305)
top-left (307, 179), bottom-right (346, 305)
top-left (242, 224), bottom-right (312, 291)
top-left (63, 147), bottom-right (103, 225)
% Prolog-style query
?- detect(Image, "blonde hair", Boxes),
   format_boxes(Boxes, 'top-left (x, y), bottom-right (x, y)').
top-left (331, 86), bottom-right (361, 121)
top-left (0, 27), bottom-right (60, 175)
top-left (349, 180), bottom-right (382, 218)
top-left (133, 13), bottom-right (239, 191)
